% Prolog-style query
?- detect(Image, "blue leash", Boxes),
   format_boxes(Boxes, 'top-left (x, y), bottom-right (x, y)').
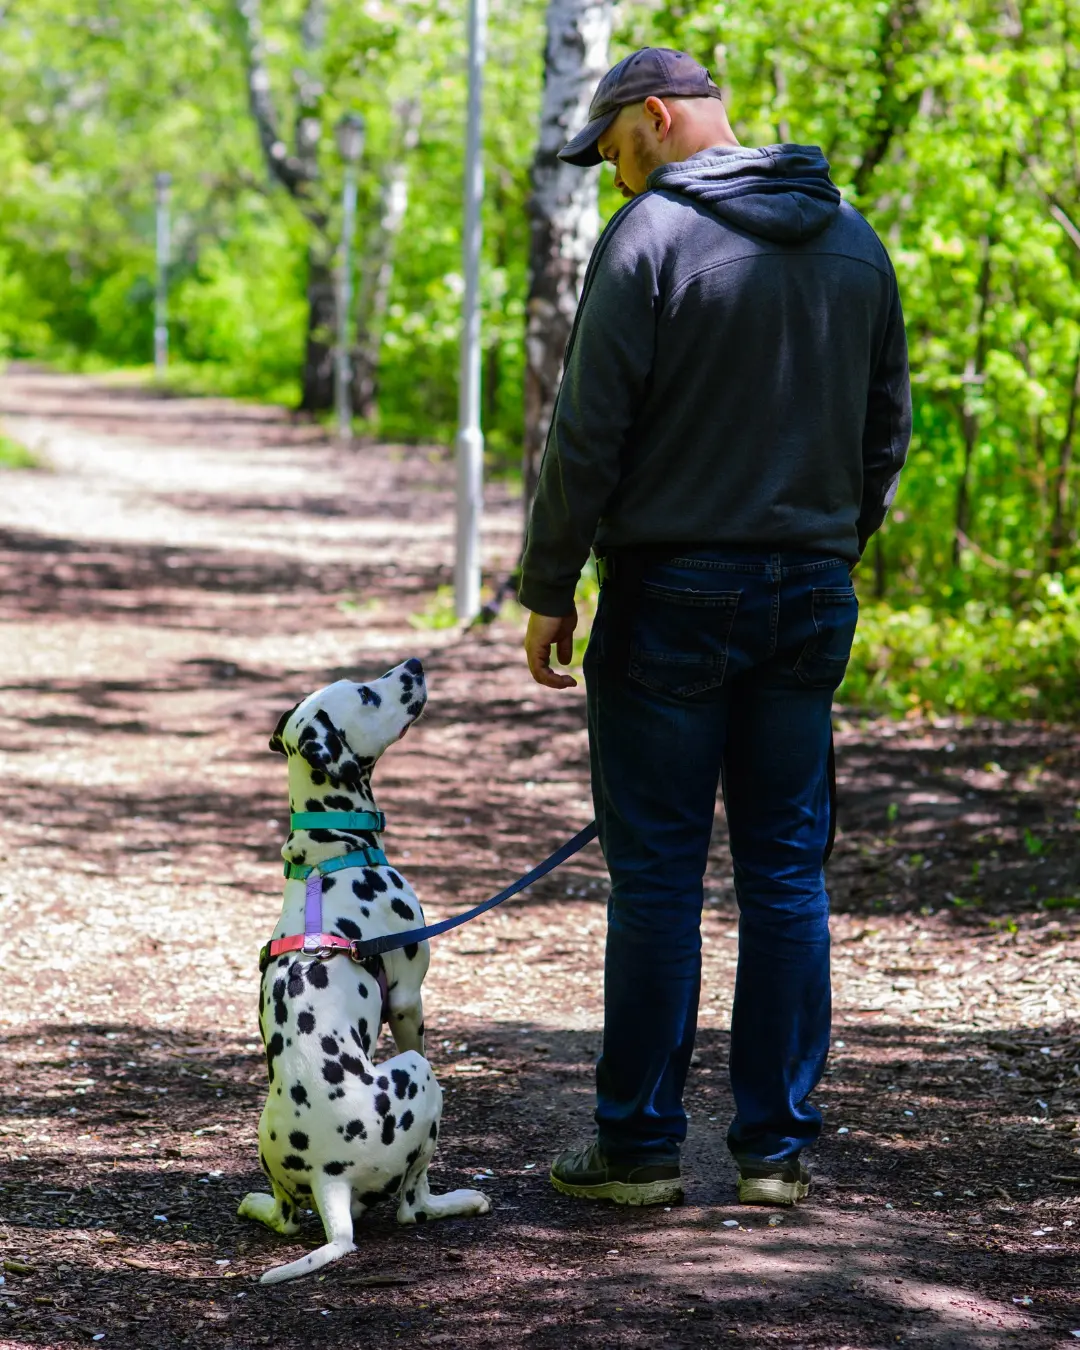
top-left (343, 821), bottom-right (599, 959)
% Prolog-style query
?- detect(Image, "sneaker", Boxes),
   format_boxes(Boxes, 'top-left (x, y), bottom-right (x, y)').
top-left (736, 1156), bottom-right (811, 1206)
top-left (550, 1140), bottom-right (683, 1206)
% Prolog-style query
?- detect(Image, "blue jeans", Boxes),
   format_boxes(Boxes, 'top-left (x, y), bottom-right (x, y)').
top-left (583, 548), bottom-right (858, 1167)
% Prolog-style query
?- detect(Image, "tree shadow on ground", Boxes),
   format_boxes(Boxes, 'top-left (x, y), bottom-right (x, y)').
top-left (0, 1019), bottom-right (1072, 1348)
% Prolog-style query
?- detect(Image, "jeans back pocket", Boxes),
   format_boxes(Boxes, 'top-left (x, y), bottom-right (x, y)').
top-left (794, 585), bottom-right (858, 690)
top-left (628, 582), bottom-right (742, 698)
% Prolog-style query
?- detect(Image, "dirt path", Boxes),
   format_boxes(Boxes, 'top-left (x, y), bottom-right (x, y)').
top-left (1, 368), bottom-right (1079, 1349)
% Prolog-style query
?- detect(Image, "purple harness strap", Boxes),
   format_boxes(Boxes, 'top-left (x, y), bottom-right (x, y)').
top-left (304, 872), bottom-right (391, 1025)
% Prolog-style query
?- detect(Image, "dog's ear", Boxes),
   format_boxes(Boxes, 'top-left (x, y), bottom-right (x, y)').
top-left (293, 710), bottom-right (347, 781)
top-left (269, 701), bottom-right (301, 755)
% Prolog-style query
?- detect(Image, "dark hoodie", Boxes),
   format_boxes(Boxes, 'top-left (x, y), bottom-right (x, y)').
top-left (519, 144), bottom-right (911, 617)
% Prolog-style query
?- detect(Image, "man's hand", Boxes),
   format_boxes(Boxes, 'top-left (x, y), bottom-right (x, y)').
top-left (524, 608), bottom-right (579, 690)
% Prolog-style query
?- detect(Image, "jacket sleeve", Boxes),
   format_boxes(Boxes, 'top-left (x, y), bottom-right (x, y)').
top-left (856, 263), bottom-right (912, 556)
top-left (518, 215), bottom-right (659, 616)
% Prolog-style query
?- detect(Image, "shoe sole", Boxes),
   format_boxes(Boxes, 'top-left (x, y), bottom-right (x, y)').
top-left (737, 1175), bottom-right (810, 1206)
top-left (550, 1173), bottom-right (684, 1207)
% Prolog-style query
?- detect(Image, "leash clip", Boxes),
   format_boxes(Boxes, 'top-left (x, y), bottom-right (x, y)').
top-left (348, 940), bottom-right (365, 964)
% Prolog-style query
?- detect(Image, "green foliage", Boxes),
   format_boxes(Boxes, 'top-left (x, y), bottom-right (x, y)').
top-left (0, 426), bottom-right (43, 468)
top-left (4, 0), bottom-right (1080, 717)
top-left (841, 572), bottom-right (1080, 720)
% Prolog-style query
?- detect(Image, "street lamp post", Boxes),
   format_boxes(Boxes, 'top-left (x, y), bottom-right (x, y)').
top-left (455, 0), bottom-right (487, 621)
top-left (335, 112), bottom-right (366, 446)
top-left (154, 172), bottom-right (172, 375)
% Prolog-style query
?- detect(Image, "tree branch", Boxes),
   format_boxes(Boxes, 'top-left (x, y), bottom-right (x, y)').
top-left (233, 0), bottom-right (320, 203)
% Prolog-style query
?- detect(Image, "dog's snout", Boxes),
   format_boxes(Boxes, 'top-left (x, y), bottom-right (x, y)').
top-left (404, 658), bottom-right (424, 680)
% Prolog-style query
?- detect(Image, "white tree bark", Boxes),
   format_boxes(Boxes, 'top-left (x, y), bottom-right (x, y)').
top-left (353, 99), bottom-right (421, 422)
top-left (522, 0), bottom-right (611, 514)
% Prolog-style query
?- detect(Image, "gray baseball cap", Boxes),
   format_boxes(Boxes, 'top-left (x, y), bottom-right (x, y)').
top-left (559, 47), bottom-right (723, 168)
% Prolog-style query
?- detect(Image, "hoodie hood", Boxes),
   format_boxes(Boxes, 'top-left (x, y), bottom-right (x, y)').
top-left (648, 144), bottom-right (841, 243)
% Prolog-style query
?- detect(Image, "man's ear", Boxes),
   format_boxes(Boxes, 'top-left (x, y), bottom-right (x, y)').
top-left (644, 95), bottom-right (672, 141)
top-left (269, 701), bottom-right (301, 755)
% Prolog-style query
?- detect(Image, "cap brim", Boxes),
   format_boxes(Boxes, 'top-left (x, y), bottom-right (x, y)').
top-left (557, 109), bottom-right (619, 167)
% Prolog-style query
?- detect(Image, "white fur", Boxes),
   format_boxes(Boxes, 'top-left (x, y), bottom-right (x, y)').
top-left (239, 660), bottom-right (490, 1283)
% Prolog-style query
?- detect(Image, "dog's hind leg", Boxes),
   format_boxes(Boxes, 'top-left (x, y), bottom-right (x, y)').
top-left (256, 1176), bottom-right (355, 1285)
top-left (397, 1166), bottom-right (491, 1224)
top-left (237, 1181), bottom-right (301, 1236)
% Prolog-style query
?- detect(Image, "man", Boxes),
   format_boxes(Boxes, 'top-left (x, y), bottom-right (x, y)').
top-left (518, 47), bottom-right (911, 1208)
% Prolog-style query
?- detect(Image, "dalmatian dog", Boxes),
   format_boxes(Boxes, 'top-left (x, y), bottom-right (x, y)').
top-left (238, 658), bottom-right (490, 1283)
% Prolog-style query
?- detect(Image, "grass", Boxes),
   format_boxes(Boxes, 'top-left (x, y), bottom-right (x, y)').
top-left (0, 426), bottom-right (41, 469)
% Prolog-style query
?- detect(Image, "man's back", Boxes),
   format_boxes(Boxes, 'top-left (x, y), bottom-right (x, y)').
top-left (520, 143), bottom-right (910, 618)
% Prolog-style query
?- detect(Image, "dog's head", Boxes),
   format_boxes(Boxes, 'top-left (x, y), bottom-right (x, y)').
top-left (269, 658), bottom-right (427, 793)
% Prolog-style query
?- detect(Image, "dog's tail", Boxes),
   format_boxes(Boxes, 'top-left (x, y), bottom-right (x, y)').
top-left (258, 1177), bottom-right (356, 1285)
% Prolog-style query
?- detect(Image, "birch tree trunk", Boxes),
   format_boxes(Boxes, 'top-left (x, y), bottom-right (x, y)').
top-left (522, 0), bottom-right (611, 515)
top-left (353, 100), bottom-right (421, 424)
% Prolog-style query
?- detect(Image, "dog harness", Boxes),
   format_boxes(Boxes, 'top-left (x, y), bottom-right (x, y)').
top-left (259, 809), bottom-right (600, 981)
top-left (259, 811), bottom-right (391, 1021)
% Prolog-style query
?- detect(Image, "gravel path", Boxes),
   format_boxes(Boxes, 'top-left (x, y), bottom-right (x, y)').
top-left (1, 368), bottom-right (1078, 1348)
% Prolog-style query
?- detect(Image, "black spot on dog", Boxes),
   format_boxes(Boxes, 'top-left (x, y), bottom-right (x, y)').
top-left (381, 1116), bottom-right (396, 1146)
top-left (405, 1188), bottom-right (416, 1206)
top-left (407, 1082), bottom-right (418, 1100)
top-left (282, 1154), bottom-right (307, 1171)
top-left (387, 871), bottom-right (403, 889)
top-left (269, 1131), bottom-right (277, 1142)
top-left (362, 868), bottom-right (388, 894)
top-left (391, 1068), bottom-right (410, 1100)
top-left (377, 1075), bottom-right (389, 1090)
top-left (374, 1092), bottom-right (391, 1117)
top-left (357, 685), bottom-right (382, 707)
top-left (322, 1060), bottom-right (345, 1085)
top-left (340, 1053), bottom-right (367, 1077)
top-left (337, 917), bottom-right (363, 941)
top-left (287, 962), bottom-right (305, 998)
top-left (290, 1131), bottom-right (309, 1150)
top-left (328, 1087), bottom-right (345, 1100)
top-left (323, 1161), bottom-right (349, 1176)
top-left (404, 943), bottom-right (419, 961)
top-left (361, 906), bottom-right (371, 917)
top-left (321, 1035), bottom-right (338, 1056)
top-left (406, 1146), bottom-right (421, 1167)
top-left (308, 962), bottom-right (329, 990)
top-left (417, 1022), bottom-right (425, 1037)
top-left (265, 1032), bottom-right (284, 1084)
top-left (345, 1118), bottom-right (366, 1141)
top-left (273, 978), bottom-right (286, 1002)
top-left (399, 1111), bottom-right (414, 1132)
top-left (259, 1151), bottom-right (270, 1176)
top-left (406, 700), bottom-right (424, 717)
top-left (391, 898), bottom-right (415, 922)
top-left (274, 997), bottom-right (288, 1026)
top-left (277, 956), bottom-right (289, 968)
top-left (429, 1122), bottom-right (438, 1140)
top-left (352, 879), bottom-right (376, 903)
top-left (321, 876), bottom-right (336, 894)
top-left (297, 1010), bottom-right (315, 1035)
top-left (310, 770), bottom-right (326, 786)
top-left (280, 1199), bottom-right (293, 1223)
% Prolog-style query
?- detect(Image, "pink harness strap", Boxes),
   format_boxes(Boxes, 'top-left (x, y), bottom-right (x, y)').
top-left (262, 871), bottom-right (391, 1025)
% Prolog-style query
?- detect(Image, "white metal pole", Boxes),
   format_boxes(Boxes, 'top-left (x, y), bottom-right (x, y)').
top-left (336, 163), bottom-right (359, 445)
top-left (154, 172), bottom-right (171, 374)
top-left (455, 0), bottom-right (487, 621)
